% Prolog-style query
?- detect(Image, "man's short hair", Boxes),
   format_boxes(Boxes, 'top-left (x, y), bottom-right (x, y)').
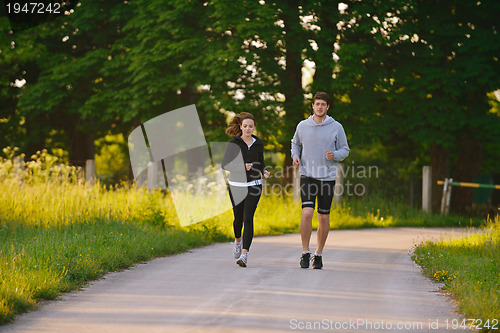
top-left (313, 92), bottom-right (330, 106)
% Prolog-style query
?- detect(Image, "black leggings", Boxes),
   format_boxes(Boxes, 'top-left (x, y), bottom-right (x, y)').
top-left (230, 185), bottom-right (262, 251)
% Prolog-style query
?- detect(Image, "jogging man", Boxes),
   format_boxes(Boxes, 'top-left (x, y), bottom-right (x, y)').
top-left (291, 92), bottom-right (350, 269)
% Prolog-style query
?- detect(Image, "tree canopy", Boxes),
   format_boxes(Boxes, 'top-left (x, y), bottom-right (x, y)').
top-left (1, 0), bottom-right (499, 211)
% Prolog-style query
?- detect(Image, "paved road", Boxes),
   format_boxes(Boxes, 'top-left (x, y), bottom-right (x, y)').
top-left (1, 228), bottom-right (475, 333)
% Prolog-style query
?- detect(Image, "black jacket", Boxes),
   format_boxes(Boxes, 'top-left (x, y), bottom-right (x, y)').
top-left (221, 135), bottom-right (267, 182)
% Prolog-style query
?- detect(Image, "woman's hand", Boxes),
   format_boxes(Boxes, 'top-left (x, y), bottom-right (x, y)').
top-left (264, 170), bottom-right (271, 178)
top-left (245, 163), bottom-right (253, 171)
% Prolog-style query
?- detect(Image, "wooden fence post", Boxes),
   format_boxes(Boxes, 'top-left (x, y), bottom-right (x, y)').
top-left (85, 159), bottom-right (96, 184)
top-left (445, 178), bottom-right (453, 215)
top-left (440, 178), bottom-right (448, 215)
top-left (422, 166), bottom-right (432, 213)
top-left (440, 177), bottom-right (454, 216)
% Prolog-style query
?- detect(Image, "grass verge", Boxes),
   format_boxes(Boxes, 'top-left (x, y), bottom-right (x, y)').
top-left (411, 217), bottom-right (499, 332)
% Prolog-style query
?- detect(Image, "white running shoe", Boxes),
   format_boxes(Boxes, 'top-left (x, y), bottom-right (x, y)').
top-left (236, 253), bottom-right (247, 267)
top-left (232, 242), bottom-right (242, 259)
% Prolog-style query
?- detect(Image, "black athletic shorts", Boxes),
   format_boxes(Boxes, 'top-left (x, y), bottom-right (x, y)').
top-left (300, 176), bottom-right (336, 215)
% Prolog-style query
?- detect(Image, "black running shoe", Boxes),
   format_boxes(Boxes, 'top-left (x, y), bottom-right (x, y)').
top-left (300, 252), bottom-right (311, 268)
top-left (312, 255), bottom-right (323, 269)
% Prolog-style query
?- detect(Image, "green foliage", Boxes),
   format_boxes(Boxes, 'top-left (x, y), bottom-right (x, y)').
top-left (1, 0), bottom-right (500, 212)
top-left (94, 134), bottom-right (128, 185)
top-left (334, 0), bottom-right (500, 194)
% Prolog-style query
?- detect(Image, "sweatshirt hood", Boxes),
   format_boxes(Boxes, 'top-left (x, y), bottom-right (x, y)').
top-left (305, 115), bottom-right (335, 126)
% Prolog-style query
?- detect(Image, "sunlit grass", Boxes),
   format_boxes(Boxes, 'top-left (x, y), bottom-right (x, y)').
top-left (412, 216), bottom-right (499, 331)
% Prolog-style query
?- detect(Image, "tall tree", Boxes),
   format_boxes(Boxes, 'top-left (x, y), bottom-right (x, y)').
top-left (84, 0), bottom-right (310, 169)
top-left (334, 0), bottom-right (500, 212)
top-left (391, 0), bottom-right (500, 212)
top-left (9, 0), bottom-right (133, 166)
top-left (0, 15), bottom-right (51, 155)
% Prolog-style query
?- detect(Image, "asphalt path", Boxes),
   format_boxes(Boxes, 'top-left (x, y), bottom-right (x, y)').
top-left (1, 228), bottom-right (476, 333)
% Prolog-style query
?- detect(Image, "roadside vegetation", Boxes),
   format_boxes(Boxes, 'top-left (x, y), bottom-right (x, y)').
top-left (0, 148), bottom-right (494, 324)
top-left (412, 217), bottom-right (499, 332)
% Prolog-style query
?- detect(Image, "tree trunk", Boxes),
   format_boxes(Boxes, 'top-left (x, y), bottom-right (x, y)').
top-left (430, 143), bottom-right (450, 213)
top-left (451, 133), bottom-right (483, 213)
top-left (69, 128), bottom-right (95, 168)
top-left (24, 113), bottom-right (47, 160)
top-left (451, 90), bottom-right (487, 213)
top-left (281, 1), bottom-right (305, 184)
top-left (180, 86), bottom-right (205, 176)
top-left (311, 2), bottom-right (340, 95)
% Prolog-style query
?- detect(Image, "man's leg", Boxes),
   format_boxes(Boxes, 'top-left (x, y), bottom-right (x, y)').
top-left (299, 176), bottom-right (317, 268)
top-left (300, 176), bottom-right (317, 252)
top-left (300, 207), bottom-right (314, 252)
top-left (315, 213), bottom-right (330, 254)
top-left (313, 180), bottom-right (335, 267)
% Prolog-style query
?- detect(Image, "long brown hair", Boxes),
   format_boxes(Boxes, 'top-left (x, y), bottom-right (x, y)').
top-left (225, 112), bottom-right (256, 136)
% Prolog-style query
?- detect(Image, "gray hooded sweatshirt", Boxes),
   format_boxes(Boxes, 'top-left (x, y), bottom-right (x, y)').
top-left (291, 115), bottom-right (350, 181)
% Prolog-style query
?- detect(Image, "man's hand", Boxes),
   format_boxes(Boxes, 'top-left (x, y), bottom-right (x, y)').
top-left (263, 170), bottom-right (271, 178)
top-left (245, 163), bottom-right (253, 171)
top-left (325, 151), bottom-right (334, 161)
top-left (293, 157), bottom-right (301, 169)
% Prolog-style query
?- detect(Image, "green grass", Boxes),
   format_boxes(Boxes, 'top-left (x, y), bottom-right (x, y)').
top-left (411, 217), bottom-right (500, 332)
top-left (0, 147), bottom-right (494, 325)
top-left (337, 194), bottom-right (485, 228)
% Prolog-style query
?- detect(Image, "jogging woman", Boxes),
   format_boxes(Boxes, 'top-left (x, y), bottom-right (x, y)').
top-left (222, 112), bottom-right (270, 267)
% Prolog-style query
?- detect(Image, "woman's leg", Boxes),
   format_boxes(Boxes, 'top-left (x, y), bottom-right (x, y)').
top-left (229, 185), bottom-right (245, 241)
top-left (241, 185), bottom-right (262, 252)
top-left (233, 199), bottom-right (245, 241)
